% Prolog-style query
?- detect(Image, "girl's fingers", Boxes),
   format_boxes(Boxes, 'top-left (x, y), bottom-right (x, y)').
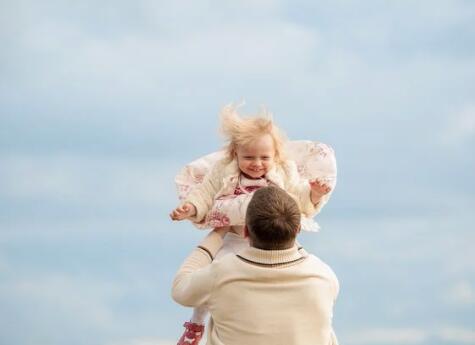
top-left (171, 209), bottom-right (182, 217)
top-left (170, 207), bottom-right (190, 220)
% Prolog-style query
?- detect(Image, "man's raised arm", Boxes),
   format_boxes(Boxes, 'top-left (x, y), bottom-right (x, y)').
top-left (171, 229), bottom-right (227, 307)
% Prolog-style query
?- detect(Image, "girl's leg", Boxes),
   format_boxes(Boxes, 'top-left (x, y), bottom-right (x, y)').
top-left (190, 305), bottom-right (209, 325)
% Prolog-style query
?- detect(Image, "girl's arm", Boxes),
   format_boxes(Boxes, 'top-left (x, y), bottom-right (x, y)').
top-left (282, 160), bottom-right (334, 217)
top-left (182, 160), bottom-right (226, 223)
top-left (170, 203), bottom-right (197, 221)
top-left (309, 178), bottom-right (332, 205)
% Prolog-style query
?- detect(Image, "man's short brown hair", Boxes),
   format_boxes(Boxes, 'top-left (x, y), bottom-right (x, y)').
top-left (245, 186), bottom-right (301, 250)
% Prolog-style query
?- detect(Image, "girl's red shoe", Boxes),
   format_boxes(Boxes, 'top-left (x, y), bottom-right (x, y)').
top-left (177, 321), bottom-right (205, 345)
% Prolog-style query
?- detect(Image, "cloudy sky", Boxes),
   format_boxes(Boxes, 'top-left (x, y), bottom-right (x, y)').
top-left (1, 0), bottom-right (474, 344)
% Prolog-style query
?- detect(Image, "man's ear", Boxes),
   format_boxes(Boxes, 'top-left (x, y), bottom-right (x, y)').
top-left (296, 224), bottom-right (302, 234)
top-left (243, 225), bottom-right (249, 238)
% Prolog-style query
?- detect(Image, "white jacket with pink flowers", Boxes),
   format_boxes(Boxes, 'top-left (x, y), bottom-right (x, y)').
top-left (175, 141), bottom-right (337, 232)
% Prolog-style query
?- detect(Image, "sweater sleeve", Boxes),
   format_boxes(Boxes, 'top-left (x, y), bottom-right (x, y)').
top-left (328, 268), bottom-right (339, 345)
top-left (184, 160), bottom-right (226, 223)
top-left (330, 328), bottom-right (339, 345)
top-left (330, 267), bottom-right (340, 301)
top-left (171, 231), bottom-right (224, 307)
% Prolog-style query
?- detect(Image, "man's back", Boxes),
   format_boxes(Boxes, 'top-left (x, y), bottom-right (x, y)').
top-left (172, 187), bottom-right (339, 345)
top-left (205, 246), bottom-right (339, 345)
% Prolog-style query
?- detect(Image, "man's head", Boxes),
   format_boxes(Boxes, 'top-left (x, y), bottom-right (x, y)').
top-left (245, 186), bottom-right (301, 250)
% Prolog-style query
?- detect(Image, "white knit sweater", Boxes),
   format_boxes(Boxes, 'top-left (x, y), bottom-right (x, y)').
top-left (172, 232), bottom-right (340, 345)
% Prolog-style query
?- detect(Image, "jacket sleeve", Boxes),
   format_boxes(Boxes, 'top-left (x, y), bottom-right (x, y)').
top-left (281, 161), bottom-right (319, 217)
top-left (282, 160), bottom-right (335, 217)
top-left (184, 160), bottom-right (226, 223)
top-left (171, 231), bottom-right (223, 307)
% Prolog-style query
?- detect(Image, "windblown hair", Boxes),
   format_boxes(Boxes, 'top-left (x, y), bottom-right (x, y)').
top-left (219, 103), bottom-right (287, 163)
top-left (246, 186), bottom-right (301, 250)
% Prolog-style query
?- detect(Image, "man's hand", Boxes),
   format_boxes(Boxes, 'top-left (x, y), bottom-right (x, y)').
top-left (170, 203), bottom-right (197, 221)
top-left (309, 178), bottom-right (332, 205)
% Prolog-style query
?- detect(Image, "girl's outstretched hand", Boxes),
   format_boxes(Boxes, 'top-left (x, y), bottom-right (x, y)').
top-left (309, 178), bottom-right (332, 205)
top-left (170, 203), bottom-right (197, 221)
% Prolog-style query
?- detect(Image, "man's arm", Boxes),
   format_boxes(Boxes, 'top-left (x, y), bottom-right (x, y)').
top-left (330, 328), bottom-right (339, 345)
top-left (171, 230), bottom-right (227, 307)
top-left (184, 160), bottom-right (225, 223)
top-left (329, 265), bottom-right (340, 345)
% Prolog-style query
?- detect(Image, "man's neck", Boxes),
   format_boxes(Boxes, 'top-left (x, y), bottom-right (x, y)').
top-left (250, 240), bottom-right (295, 251)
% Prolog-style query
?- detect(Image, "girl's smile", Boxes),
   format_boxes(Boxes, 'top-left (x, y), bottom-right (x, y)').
top-left (235, 134), bottom-right (275, 178)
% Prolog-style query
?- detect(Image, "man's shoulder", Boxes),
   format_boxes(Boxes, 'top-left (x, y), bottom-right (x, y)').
top-left (305, 254), bottom-right (339, 295)
top-left (305, 254), bottom-right (338, 278)
top-left (210, 252), bottom-right (242, 270)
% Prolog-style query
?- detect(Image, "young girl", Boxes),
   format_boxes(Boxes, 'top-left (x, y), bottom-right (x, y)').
top-left (170, 104), bottom-right (336, 345)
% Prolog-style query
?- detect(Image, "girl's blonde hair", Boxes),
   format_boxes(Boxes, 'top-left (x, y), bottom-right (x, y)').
top-left (219, 103), bottom-right (287, 163)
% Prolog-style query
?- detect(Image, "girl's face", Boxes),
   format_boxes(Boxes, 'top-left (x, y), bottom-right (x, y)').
top-left (235, 134), bottom-right (276, 178)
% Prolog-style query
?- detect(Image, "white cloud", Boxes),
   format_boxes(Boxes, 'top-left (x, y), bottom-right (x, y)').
top-left (343, 327), bottom-right (429, 344)
top-left (0, 153), bottom-right (179, 204)
top-left (0, 0), bottom-right (319, 117)
top-left (445, 281), bottom-right (475, 306)
top-left (438, 327), bottom-right (475, 344)
top-left (3, 0), bottom-right (475, 149)
top-left (106, 338), bottom-right (174, 345)
top-left (0, 273), bottom-right (125, 331)
top-left (0, 255), bottom-right (9, 273)
top-left (443, 105), bottom-right (475, 145)
top-left (343, 327), bottom-right (475, 345)
top-left (0, 270), bottom-right (182, 344)
top-left (313, 214), bottom-right (474, 263)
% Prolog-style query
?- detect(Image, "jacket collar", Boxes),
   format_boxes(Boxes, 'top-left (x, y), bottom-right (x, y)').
top-left (236, 244), bottom-right (307, 267)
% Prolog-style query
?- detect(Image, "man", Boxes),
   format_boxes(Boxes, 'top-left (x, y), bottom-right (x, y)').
top-left (172, 186), bottom-right (339, 345)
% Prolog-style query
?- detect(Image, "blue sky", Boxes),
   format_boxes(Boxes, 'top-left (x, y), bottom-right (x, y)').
top-left (1, 1), bottom-right (474, 344)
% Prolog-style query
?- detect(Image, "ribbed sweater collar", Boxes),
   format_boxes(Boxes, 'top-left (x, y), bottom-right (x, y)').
top-left (237, 245), bottom-right (306, 267)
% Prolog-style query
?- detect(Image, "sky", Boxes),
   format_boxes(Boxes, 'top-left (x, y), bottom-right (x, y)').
top-left (0, 0), bottom-right (474, 344)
